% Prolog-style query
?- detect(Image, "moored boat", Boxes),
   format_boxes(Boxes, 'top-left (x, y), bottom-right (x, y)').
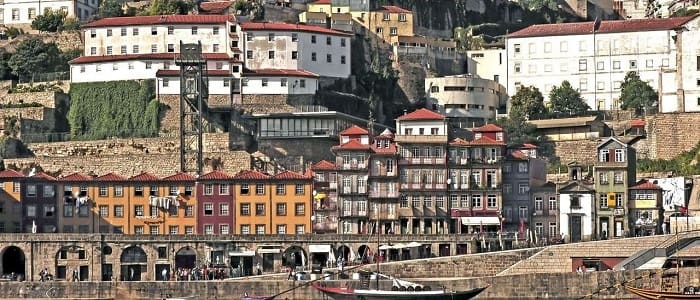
top-left (625, 285), bottom-right (700, 300)
top-left (241, 292), bottom-right (275, 300)
top-left (312, 275), bottom-right (488, 300)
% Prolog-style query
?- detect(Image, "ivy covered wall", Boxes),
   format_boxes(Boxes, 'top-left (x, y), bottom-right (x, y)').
top-left (68, 80), bottom-right (160, 140)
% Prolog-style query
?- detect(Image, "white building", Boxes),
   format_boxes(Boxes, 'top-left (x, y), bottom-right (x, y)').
top-left (466, 48), bottom-right (507, 87)
top-left (558, 180), bottom-right (596, 243)
top-left (425, 74), bottom-right (506, 128)
top-left (1, 0), bottom-right (98, 27)
top-left (507, 16), bottom-right (700, 112)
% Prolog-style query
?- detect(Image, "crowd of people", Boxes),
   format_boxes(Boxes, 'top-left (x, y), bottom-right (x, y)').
top-left (173, 266), bottom-right (229, 281)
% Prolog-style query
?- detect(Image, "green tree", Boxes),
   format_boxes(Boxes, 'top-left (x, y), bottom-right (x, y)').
top-left (139, 0), bottom-right (192, 15)
top-left (549, 80), bottom-right (590, 116)
top-left (56, 48), bottom-right (83, 72)
top-left (31, 9), bottom-right (67, 32)
top-left (0, 50), bottom-right (12, 80)
top-left (509, 85), bottom-right (547, 120)
top-left (7, 39), bottom-right (61, 80)
top-left (620, 71), bottom-right (657, 115)
top-left (98, 0), bottom-right (125, 18)
top-left (61, 17), bottom-right (80, 31)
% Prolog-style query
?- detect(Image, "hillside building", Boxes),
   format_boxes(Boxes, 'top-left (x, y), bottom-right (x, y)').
top-left (425, 74), bottom-right (507, 128)
top-left (0, 0), bottom-right (98, 28)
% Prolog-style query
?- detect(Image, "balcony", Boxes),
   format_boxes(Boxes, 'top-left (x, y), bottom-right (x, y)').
top-left (398, 156), bottom-right (446, 165)
top-left (369, 167), bottom-right (396, 177)
top-left (313, 222), bottom-right (337, 233)
top-left (229, 31), bottom-right (239, 38)
top-left (449, 157), bottom-right (470, 166)
top-left (368, 210), bottom-right (398, 220)
top-left (314, 202), bottom-right (338, 211)
top-left (394, 135), bottom-right (448, 144)
top-left (614, 208), bottom-right (625, 216)
top-left (369, 190), bottom-right (399, 198)
top-left (342, 209), bottom-right (368, 217)
top-left (399, 183), bottom-right (447, 190)
top-left (336, 161), bottom-right (367, 171)
top-left (470, 157), bottom-right (503, 165)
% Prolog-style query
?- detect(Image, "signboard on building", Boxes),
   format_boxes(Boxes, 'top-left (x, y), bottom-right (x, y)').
top-left (652, 177), bottom-right (685, 211)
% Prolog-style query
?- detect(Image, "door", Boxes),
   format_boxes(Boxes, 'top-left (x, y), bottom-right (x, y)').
top-left (570, 216), bottom-right (582, 242)
top-left (101, 264), bottom-right (112, 281)
top-left (262, 253), bottom-right (274, 272)
top-left (242, 256), bottom-right (254, 276)
top-left (79, 265), bottom-right (89, 281)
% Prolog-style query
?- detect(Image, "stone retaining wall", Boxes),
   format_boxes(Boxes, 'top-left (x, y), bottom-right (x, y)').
top-left (0, 91), bottom-right (64, 108)
top-left (552, 139), bottom-right (601, 165)
top-left (646, 112), bottom-right (700, 160)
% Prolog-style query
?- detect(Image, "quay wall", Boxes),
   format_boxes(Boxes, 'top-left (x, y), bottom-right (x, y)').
top-left (2, 267), bottom-right (700, 299)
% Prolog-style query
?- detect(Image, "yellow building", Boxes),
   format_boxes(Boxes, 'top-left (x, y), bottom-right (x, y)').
top-left (360, 5), bottom-right (414, 45)
top-left (306, 0), bottom-right (331, 13)
top-left (92, 173), bottom-right (129, 234)
top-left (160, 172), bottom-right (197, 235)
top-left (0, 169), bottom-right (25, 233)
top-left (233, 170), bottom-right (312, 234)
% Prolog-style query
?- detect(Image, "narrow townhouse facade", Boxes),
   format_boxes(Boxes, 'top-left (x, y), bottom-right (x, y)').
top-left (22, 172), bottom-right (57, 233)
top-left (332, 125), bottom-right (372, 234)
top-left (593, 137), bottom-right (637, 239)
top-left (57, 173), bottom-right (95, 234)
top-left (270, 171), bottom-right (313, 235)
top-left (558, 163), bottom-right (597, 243)
top-left (126, 172), bottom-right (163, 235)
top-left (358, 5), bottom-right (413, 45)
top-left (628, 180), bottom-right (664, 236)
top-left (160, 173), bottom-right (197, 235)
top-left (502, 144), bottom-right (547, 232)
top-left (233, 170), bottom-right (272, 234)
top-left (1, 0), bottom-right (98, 28)
top-left (507, 16), bottom-right (700, 112)
top-left (368, 129), bottom-right (399, 234)
top-left (0, 169), bottom-right (24, 233)
top-left (310, 160), bottom-right (338, 234)
top-left (395, 109), bottom-right (449, 235)
top-left (531, 181), bottom-right (558, 243)
top-left (196, 170), bottom-right (235, 235)
top-left (447, 137), bottom-right (473, 235)
top-left (93, 173), bottom-right (129, 234)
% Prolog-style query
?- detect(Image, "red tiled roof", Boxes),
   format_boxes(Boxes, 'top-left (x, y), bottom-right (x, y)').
top-left (272, 170), bottom-right (311, 180)
top-left (371, 142), bottom-right (397, 155)
top-left (508, 16), bottom-right (696, 38)
top-left (470, 136), bottom-right (505, 146)
top-left (521, 143), bottom-right (538, 149)
top-left (239, 22), bottom-right (352, 36)
top-left (311, 160), bottom-right (336, 171)
top-left (57, 173), bottom-right (94, 182)
top-left (70, 53), bottom-right (231, 64)
top-left (83, 15), bottom-right (231, 28)
top-left (94, 173), bottom-right (127, 181)
top-left (312, 0), bottom-right (330, 4)
top-left (242, 69), bottom-right (319, 78)
top-left (156, 69), bottom-right (232, 77)
top-left (0, 169), bottom-right (24, 179)
top-left (199, 1), bottom-right (233, 13)
top-left (450, 138), bottom-right (469, 146)
top-left (630, 180), bottom-right (662, 190)
top-left (472, 123), bottom-right (503, 132)
top-left (199, 170), bottom-right (234, 180)
top-left (630, 119), bottom-right (645, 127)
top-left (31, 172), bottom-right (56, 181)
top-left (129, 172), bottom-right (161, 181)
top-left (339, 125), bottom-right (369, 135)
top-left (233, 170), bottom-right (271, 180)
top-left (510, 150), bottom-right (527, 159)
top-left (396, 108), bottom-right (445, 121)
top-left (374, 5), bottom-right (411, 13)
top-left (332, 139), bottom-right (371, 151)
top-left (162, 172), bottom-right (196, 181)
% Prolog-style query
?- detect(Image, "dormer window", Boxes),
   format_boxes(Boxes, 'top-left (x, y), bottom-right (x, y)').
top-left (599, 149), bottom-right (609, 162)
top-left (614, 149), bottom-right (625, 162)
top-left (475, 133), bottom-right (482, 139)
top-left (496, 132), bottom-right (503, 141)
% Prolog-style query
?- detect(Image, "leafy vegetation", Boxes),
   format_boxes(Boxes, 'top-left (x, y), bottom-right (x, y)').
top-left (68, 80), bottom-right (161, 139)
top-left (5, 27), bottom-right (25, 39)
top-left (620, 71), bottom-right (657, 116)
top-left (138, 0), bottom-right (193, 15)
top-left (1, 39), bottom-right (77, 81)
top-left (9, 82), bottom-right (64, 93)
top-left (31, 9), bottom-right (67, 32)
top-left (548, 80), bottom-right (590, 116)
top-left (509, 86), bottom-right (548, 120)
top-left (98, 0), bottom-right (126, 18)
top-left (0, 50), bottom-right (11, 80)
top-left (638, 141), bottom-right (700, 176)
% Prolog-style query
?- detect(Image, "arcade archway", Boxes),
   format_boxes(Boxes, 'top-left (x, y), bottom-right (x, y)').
top-left (283, 245), bottom-right (307, 268)
top-left (337, 245), bottom-right (352, 263)
top-left (1, 246), bottom-right (25, 280)
top-left (175, 247), bottom-right (196, 269)
top-left (358, 245), bottom-right (371, 263)
top-left (120, 246), bottom-right (147, 281)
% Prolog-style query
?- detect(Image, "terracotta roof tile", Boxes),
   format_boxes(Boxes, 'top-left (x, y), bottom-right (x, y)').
top-left (510, 150), bottom-right (527, 160)
top-left (242, 69), bottom-right (319, 78)
top-left (521, 143), bottom-right (538, 149)
top-left (339, 125), bottom-right (369, 135)
top-left (272, 171), bottom-right (311, 180)
top-left (472, 123), bottom-right (503, 132)
top-left (199, 170), bottom-right (234, 180)
top-left (199, 1), bottom-right (234, 13)
top-left (156, 69), bottom-right (232, 77)
top-left (233, 170), bottom-right (271, 180)
top-left (450, 138), bottom-right (470, 146)
top-left (57, 173), bottom-right (94, 182)
top-left (312, 0), bottom-right (330, 4)
top-left (94, 173), bottom-right (127, 182)
top-left (162, 172), bottom-right (196, 181)
top-left (469, 136), bottom-right (505, 146)
top-left (630, 180), bottom-right (662, 190)
top-left (0, 169), bottom-right (24, 179)
top-left (332, 139), bottom-right (371, 151)
top-left (374, 5), bottom-right (411, 13)
top-left (83, 15), bottom-right (231, 28)
top-left (239, 22), bottom-right (352, 36)
top-left (129, 172), bottom-right (161, 181)
top-left (508, 16), bottom-right (696, 38)
top-left (371, 143), bottom-right (397, 155)
top-left (630, 119), bottom-right (645, 127)
top-left (396, 108), bottom-right (445, 121)
top-left (70, 53), bottom-right (231, 64)
top-left (31, 172), bottom-right (56, 181)
top-left (311, 160), bottom-right (336, 171)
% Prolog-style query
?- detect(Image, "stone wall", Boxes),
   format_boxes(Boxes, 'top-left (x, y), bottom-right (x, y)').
top-left (3, 151), bottom-right (251, 177)
top-left (0, 91), bottom-right (64, 109)
top-left (552, 139), bottom-right (601, 165)
top-left (258, 138), bottom-right (338, 172)
top-left (645, 112), bottom-right (700, 160)
top-left (3, 267), bottom-right (699, 299)
top-left (240, 94), bottom-right (297, 114)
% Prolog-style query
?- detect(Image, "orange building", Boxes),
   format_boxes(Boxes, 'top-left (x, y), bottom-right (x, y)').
top-left (160, 172), bottom-right (197, 235)
top-left (56, 173), bottom-right (96, 233)
top-left (233, 170), bottom-right (313, 235)
top-left (127, 172), bottom-right (163, 235)
top-left (0, 169), bottom-right (25, 233)
top-left (92, 173), bottom-right (129, 234)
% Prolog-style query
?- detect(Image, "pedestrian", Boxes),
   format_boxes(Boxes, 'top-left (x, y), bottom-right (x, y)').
top-left (161, 268), bottom-right (168, 281)
top-left (256, 262), bottom-right (262, 275)
top-left (287, 269), bottom-right (293, 280)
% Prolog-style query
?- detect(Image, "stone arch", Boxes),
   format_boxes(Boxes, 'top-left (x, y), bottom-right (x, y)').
top-left (358, 245), bottom-right (371, 261)
top-left (283, 245), bottom-right (307, 268)
top-left (120, 246), bottom-right (147, 281)
top-left (337, 245), bottom-right (352, 262)
top-left (1, 246), bottom-right (25, 281)
top-left (54, 245), bottom-right (89, 281)
top-left (174, 246), bottom-right (197, 269)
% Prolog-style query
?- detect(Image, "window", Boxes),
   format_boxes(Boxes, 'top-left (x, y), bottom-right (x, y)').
top-left (219, 184), bottom-right (229, 195)
top-left (399, 13), bottom-right (407, 21)
top-left (614, 172), bottom-right (624, 184)
top-left (300, 80), bottom-right (306, 88)
top-left (44, 205), bottom-right (55, 217)
top-left (383, 12), bottom-right (390, 20)
top-left (268, 51), bottom-right (275, 59)
top-left (311, 35), bottom-right (316, 43)
top-left (120, 45), bottom-right (127, 54)
top-left (213, 26), bottom-right (219, 35)
top-left (212, 44), bottom-right (220, 52)
top-left (514, 63), bottom-right (521, 73)
top-left (311, 52), bottom-right (317, 61)
top-left (240, 224), bottom-right (250, 234)
top-left (43, 185), bottom-right (54, 197)
top-left (327, 54), bottom-right (332, 63)
top-left (267, 33), bottom-right (274, 41)
top-left (185, 205), bottom-right (194, 217)
top-left (295, 225), bottom-right (305, 234)
top-left (291, 51), bottom-right (298, 60)
top-left (203, 203), bottom-right (213, 216)
top-left (518, 184), bottom-right (529, 194)
top-left (292, 33), bottom-right (298, 42)
top-left (341, 38), bottom-right (346, 47)
top-left (132, 28), bottom-right (139, 36)
top-left (295, 183), bottom-right (304, 195)
top-left (295, 203), bottom-right (305, 216)
top-left (597, 61), bottom-right (604, 70)
top-left (630, 60), bottom-right (637, 69)
top-left (256, 224), bottom-right (265, 234)
top-left (471, 195), bottom-right (482, 208)
top-left (240, 183), bottom-right (250, 194)
top-left (255, 203), bottom-right (265, 215)
top-left (151, 44), bottom-right (158, 53)
top-left (114, 205), bottom-right (124, 217)
top-left (26, 184), bottom-right (36, 197)
top-left (256, 184), bottom-right (264, 195)
top-left (218, 224), bottom-right (228, 234)
top-left (276, 203), bottom-right (286, 216)
top-left (63, 204), bottom-right (73, 217)
top-left (599, 172), bottom-right (609, 184)
top-left (169, 226), bottom-right (179, 235)
top-left (514, 44), bottom-right (521, 53)
top-left (436, 195), bottom-right (445, 208)
top-left (120, 28), bottom-right (126, 36)
top-left (134, 205), bottom-right (144, 216)
top-left (597, 81), bottom-right (605, 90)
top-left (281, 78), bottom-right (287, 86)
top-left (277, 224), bottom-right (286, 234)
top-left (615, 149), bottom-right (625, 162)
top-left (549, 196), bottom-right (557, 211)
top-left (579, 59), bottom-right (587, 71)
top-left (535, 197), bottom-right (543, 211)
top-left (99, 205), bottom-right (108, 217)
top-left (106, 46), bottom-right (113, 55)
top-left (106, 29), bottom-right (112, 37)
top-left (326, 36), bottom-right (331, 45)
top-left (167, 26), bottom-right (174, 34)
top-left (262, 78), bottom-right (268, 87)
top-left (599, 149), bottom-right (609, 162)
top-left (202, 224), bottom-right (213, 234)
top-left (167, 44), bottom-right (174, 53)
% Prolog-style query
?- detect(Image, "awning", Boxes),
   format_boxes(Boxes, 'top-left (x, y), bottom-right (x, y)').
top-left (229, 250), bottom-right (255, 256)
top-left (314, 193), bottom-right (327, 200)
top-left (257, 248), bottom-right (281, 254)
top-left (461, 216), bottom-right (501, 226)
top-left (378, 245), bottom-right (393, 250)
top-left (309, 244), bottom-right (331, 253)
top-left (406, 242), bottom-right (422, 248)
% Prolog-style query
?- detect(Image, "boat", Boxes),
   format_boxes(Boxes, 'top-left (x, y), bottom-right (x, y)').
top-left (625, 285), bottom-right (700, 300)
top-left (241, 292), bottom-right (275, 300)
